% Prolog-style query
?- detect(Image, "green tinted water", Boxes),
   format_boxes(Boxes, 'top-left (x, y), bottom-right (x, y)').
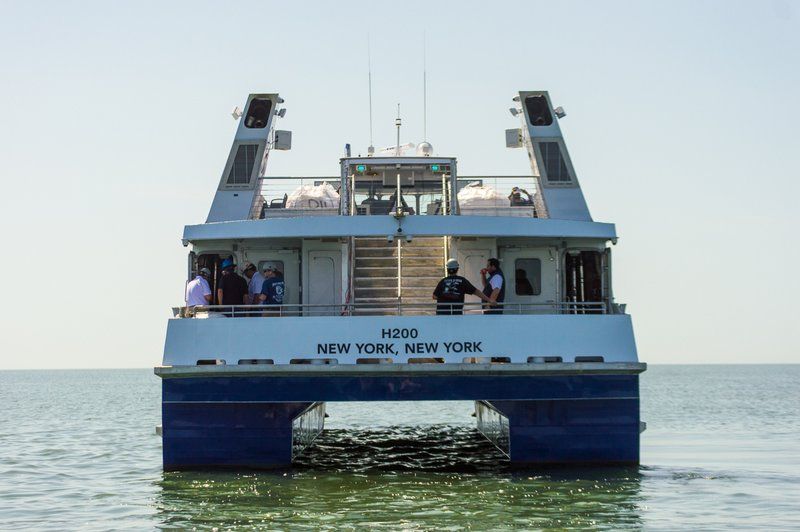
top-left (1, 366), bottom-right (798, 529)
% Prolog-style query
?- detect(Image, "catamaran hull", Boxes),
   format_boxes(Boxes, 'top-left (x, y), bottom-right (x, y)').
top-left (158, 365), bottom-right (642, 469)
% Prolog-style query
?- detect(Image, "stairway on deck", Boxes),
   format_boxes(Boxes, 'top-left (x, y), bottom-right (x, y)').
top-left (352, 236), bottom-right (445, 315)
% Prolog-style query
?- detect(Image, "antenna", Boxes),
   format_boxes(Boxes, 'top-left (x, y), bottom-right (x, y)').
top-left (395, 103), bottom-right (401, 156)
top-left (367, 35), bottom-right (375, 156)
top-left (423, 32), bottom-right (427, 142)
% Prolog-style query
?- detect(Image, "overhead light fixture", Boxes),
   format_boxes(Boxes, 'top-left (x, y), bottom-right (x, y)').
top-left (277, 97), bottom-right (285, 104)
top-left (512, 96), bottom-right (520, 102)
top-left (554, 106), bottom-right (566, 119)
top-left (231, 106), bottom-right (243, 120)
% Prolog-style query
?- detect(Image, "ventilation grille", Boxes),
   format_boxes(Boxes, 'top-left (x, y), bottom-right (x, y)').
top-left (539, 142), bottom-right (571, 183)
top-left (226, 144), bottom-right (258, 185)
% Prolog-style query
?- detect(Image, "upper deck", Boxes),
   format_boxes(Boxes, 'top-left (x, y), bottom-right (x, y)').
top-left (204, 91), bottom-right (594, 228)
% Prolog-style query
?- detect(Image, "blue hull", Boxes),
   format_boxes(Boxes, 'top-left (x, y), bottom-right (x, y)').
top-left (161, 372), bottom-right (640, 469)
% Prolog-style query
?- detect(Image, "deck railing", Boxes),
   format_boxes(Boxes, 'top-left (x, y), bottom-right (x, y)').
top-left (173, 301), bottom-right (607, 318)
top-left (248, 175), bottom-right (547, 219)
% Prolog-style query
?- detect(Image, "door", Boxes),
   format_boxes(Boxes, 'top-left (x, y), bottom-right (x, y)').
top-left (308, 251), bottom-right (341, 315)
top-left (499, 247), bottom-right (558, 313)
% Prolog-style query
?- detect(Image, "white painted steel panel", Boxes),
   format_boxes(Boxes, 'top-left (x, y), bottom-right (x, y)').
top-left (163, 314), bottom-right (639, 365)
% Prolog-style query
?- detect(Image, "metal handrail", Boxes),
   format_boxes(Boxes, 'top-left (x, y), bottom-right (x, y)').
top-left (174, 301), bottom-right (607, 318)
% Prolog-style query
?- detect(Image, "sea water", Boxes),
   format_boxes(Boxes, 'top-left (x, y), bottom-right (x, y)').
top-left (0, 366), bottom-right (798, 530)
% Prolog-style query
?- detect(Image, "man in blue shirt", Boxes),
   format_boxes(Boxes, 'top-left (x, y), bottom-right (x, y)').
top-left (259, 265), bottom-right (285, 316)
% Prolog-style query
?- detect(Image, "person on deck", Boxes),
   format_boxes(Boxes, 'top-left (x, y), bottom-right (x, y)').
top-left (242, 262), bottom-right (267, 317)
top-left (259, 265), bottom-right (286, 316)
top-left (480, 258), bottom-right (505, 314)
top-left (216, 258), bottom-right (248, 315)
top-left (508, 187), bottom-right (533, 206)
top-left (432, 259), bottom-right (491, 315)
top-left (185, 267), bottom-right (212, 310)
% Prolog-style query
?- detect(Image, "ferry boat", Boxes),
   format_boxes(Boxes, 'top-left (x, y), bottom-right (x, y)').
top-left (156, 90), bottom-right (646, 470)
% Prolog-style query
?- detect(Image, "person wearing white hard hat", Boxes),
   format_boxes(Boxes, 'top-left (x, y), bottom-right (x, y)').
top-left (185, 267), bottom-right (213, 309)
top-left (432, 258), bottom-right (491, 315)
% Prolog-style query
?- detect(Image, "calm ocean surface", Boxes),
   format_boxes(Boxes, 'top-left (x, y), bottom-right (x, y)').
top-left (0, 365), bottom-right (798, 530)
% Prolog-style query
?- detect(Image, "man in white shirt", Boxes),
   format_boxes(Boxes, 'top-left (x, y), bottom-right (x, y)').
top-left (185, 268), bottom-right (213, 308)
top-left (241, 262), bottom-right (266, 316)
top-left (242, 262), bottom-right (267, 304)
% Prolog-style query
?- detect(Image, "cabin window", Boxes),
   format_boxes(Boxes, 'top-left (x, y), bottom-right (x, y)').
top-left (244, 98), bottom-right (272, 128)
top-left (226, 144), bottom-right (258, 185)
top-left (514, 258), bottom-right (541, 296)
top-left (538, 142), bottom-right (571, 183)
top-left (525, 95), bottom-right (553, 126)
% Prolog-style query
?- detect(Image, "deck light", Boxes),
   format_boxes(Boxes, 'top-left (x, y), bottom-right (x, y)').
top-left (356, 164), bottom-right (366, 172)
top-left (431, 164), bottom-right (440, 172)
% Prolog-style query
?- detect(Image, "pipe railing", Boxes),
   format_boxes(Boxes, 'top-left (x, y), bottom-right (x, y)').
top-left (174, 301), bottom-right (607, 318)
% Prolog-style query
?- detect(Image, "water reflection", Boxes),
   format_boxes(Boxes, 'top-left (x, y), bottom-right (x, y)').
top-left (156, 426), bottom-right (643, 529)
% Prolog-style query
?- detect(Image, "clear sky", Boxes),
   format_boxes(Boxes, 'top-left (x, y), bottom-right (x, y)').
top-left (1, 1), bottom-right (798, 369)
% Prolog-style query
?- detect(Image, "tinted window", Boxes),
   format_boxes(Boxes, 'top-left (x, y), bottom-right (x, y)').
top-left (515, 259), bottom-right (541, 296)
top-left (226, 144), bottom-right (258, 185)
top-left (539, 142), bottom-right (571, 182)
top-left (525, 95), bottom-right (553, 126)
top-left (244, 98), bottom-right (272, 128)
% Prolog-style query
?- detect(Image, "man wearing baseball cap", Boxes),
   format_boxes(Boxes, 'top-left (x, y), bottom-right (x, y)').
top-left (259, 264), bottom-right (286, 316)
top-left (240, 262), bottom-right (266, 316)
top-left (216, 258), bottom-right (248, 314)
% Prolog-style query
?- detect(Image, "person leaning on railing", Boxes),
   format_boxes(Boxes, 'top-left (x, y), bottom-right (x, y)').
top-left (185, 267), bottom-right (213, 315)
top-left (433, 259), bottom-right (492, 315)
top-left (258, 264), bottom-right (285, 316)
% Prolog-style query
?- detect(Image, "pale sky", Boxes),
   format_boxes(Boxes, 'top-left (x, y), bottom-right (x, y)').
top-left (1, 1), bottom-right (798, 369)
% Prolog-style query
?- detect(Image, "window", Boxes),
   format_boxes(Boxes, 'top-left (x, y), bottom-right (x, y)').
top-left (244, 98), bottom-right (272, 128)
top-left (515, 259), bottom-right (541, 296)
top-left (538, 142), bottom-right (571, 182)
top-left (525, 95), bottom-right (553, 126)
top-left (226, 144), bottom-right (258, 185)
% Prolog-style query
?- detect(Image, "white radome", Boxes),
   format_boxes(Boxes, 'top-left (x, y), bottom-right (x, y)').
top-left (416, 141), bottom-right (434, 156)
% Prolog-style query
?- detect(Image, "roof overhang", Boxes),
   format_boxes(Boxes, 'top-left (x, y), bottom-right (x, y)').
top-left (182, 216), bottom-right (617, 244)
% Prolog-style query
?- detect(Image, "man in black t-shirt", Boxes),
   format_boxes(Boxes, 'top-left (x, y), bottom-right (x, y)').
top-left (433, 259), bottom-right (491, 315)
top-left (216, 258), bottom-right (248, 316)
